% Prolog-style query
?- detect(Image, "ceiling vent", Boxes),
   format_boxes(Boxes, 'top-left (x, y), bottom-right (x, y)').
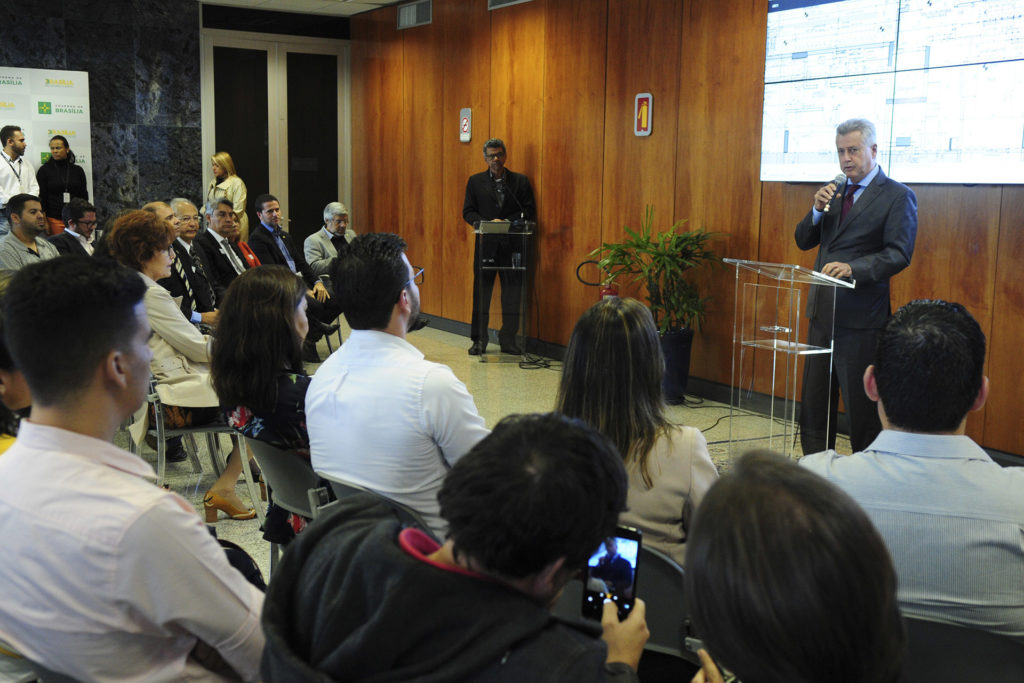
top-left (397, 0), bottom-right (431, 29)
top-left (489, 0), bottom-right (533, 9)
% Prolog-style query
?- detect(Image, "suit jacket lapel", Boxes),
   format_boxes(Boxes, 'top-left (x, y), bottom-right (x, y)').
top-left (829, 169), bottom-right (887, 247)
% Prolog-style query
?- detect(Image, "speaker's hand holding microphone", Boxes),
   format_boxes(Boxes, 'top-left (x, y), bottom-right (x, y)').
top-left (815, 174), bottom-right (847, 213)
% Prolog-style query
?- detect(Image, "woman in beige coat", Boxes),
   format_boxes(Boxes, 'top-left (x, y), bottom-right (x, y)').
top-left (107, 210), bottom-right (255, 521)
top-left (556, 297), bottom-right (718, 566)
top-left (207, 151), bottom-right (249, 242)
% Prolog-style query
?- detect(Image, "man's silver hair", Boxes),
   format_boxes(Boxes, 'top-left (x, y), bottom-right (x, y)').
top-left (169, 197), bottom-right (196, 215)
top-left (483, 137), bottom-right (506, 154)
top-left (205, 197), bottom-right (234, 215)
top-left (836, 118), bottom-right (876, 148)
top-left (323, 201), bottom-right (349, 224)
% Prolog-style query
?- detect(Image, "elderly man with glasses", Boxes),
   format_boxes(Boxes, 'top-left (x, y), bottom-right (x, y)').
top-left (144, 199), bottom-right (219, 327)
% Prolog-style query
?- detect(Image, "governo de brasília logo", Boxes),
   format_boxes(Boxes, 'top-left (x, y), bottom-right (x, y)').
top-left (37, 101), bottom-right (52, 115)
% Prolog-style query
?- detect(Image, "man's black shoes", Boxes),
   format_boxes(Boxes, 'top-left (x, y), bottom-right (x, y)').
top-left (468, 341), bottom-right (486, 356)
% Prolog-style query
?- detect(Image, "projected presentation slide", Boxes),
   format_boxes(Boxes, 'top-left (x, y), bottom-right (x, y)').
top-left (761, 0), bottom-right (1024, 184)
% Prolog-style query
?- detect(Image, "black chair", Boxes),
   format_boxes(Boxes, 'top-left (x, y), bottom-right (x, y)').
top-left (318, 472), bottom-right (439, 542)
top-left (244, 438), bottom-right (323, 575)
top-left (903, 616), bottom-right (1024, 682)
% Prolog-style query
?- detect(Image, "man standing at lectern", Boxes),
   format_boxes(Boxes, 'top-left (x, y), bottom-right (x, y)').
top-left (463, 138), bottom-right (536, 356)
top-left (795, 118), bottom-right (917, 455)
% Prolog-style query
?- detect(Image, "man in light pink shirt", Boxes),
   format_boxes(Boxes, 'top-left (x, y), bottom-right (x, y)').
top-left (0, 257), bottom-right (265, 681)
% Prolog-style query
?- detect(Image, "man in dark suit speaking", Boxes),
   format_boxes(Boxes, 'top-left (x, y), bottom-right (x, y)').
top-left (463, 138), bottom-right (536, 356)
top-left (795, 118), bottom-right (917, 455)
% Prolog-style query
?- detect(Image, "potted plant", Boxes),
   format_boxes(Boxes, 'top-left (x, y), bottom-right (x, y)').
top-left (590, 206), bottom-right (721, 403)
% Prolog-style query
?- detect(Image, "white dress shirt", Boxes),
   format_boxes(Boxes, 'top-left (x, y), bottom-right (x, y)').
top-left (64, 226), bottom-right (95, 255)
top-left (0, 150), bottom-right (39, 210)
top-left (0, 421), bottom-right (265, 681)
top-left (306, 329), bottom-right (490, 537)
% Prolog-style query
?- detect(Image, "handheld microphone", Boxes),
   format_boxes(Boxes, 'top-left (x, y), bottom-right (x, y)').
top-left (822, 173), bottom-right (846, 213)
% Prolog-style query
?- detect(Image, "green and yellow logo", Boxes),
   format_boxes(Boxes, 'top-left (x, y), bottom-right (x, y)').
top-left (44, 78), bottom-right (75, 87)
top-left (38, 101), bottom-right (52, 114)
top-left (40, 153), bottom-right (50, 165)
top-left (47, 128), bottom-right (76, 137)
top-left (0, 101), bottom-right (15, 110)
top-left (0, 75), bottom-right (24, 86)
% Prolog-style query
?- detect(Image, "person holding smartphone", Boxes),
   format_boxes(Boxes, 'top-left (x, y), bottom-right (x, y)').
top-left (261, 413), bottom-right (650, 681)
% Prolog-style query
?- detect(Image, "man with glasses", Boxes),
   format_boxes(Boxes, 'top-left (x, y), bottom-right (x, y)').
top-left (306, 233), bottom-right (489, 539)
top-left (463, 138), bottom-right (536, 356)
top-left (49, 198), bottom-right (99, 256)
top-left (144, 199), bottom-right (218, 326)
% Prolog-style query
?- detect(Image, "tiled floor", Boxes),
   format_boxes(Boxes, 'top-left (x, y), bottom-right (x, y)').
top-left (124, 320), bottom-right (849, 579)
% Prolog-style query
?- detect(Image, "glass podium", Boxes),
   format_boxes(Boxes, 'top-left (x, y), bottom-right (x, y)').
top-left (723, 258), bottom-right (855, 458)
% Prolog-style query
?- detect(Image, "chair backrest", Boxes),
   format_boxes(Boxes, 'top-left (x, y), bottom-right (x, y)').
top-left (245, 438), bottom-right (320, 518)
top-left (903, 616), bottom-right (1024, 683)
top-left (549, 544), bottom-right (695, 665)
top-left (319, 473), bottom-right (438, 542)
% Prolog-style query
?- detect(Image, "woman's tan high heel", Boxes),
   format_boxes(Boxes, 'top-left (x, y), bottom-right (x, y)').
top-left (204, 491), bottom-right (256, 523)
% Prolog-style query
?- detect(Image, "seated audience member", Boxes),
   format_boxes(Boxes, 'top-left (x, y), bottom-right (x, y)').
top-left (106, 210), bottom-right (256, 521)
top-left (306, 233), bottom-right (489, 538)
top-left (249, 193), bottom-right (342, 362)
top-left (687, 450), bottom-right (904, 683)
top-left (556, 297), bottom-right (717, 565)
top-left (0, 194), bottom-right (58, 269)
top-left (0, 273), bottom-right (30, 456)
top-left (801, 299), bottom-right (1024, 642)
top-left (0, 257), bottom-right (264, 681)
top-left (195, 198), bottom-right (251, 301)
top-left (304, 201), bottom-right (355, 276)
top-left (49, 197), bottom-right (99, 256)
top-left (261, 412), bottom-right (649, 681)
top-left (145, 199), bottom-right (219, 326)
top-left (212, 266), bottom-right (312, 458)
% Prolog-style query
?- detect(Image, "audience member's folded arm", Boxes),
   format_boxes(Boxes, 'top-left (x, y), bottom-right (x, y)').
top-left (116, 497), bottom-right (266, 682)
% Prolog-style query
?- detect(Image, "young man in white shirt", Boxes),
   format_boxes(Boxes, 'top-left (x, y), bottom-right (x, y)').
top-left (0, 257), bottom-right (265, 681)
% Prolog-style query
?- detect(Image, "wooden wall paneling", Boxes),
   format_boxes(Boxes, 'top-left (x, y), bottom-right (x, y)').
top-left (488, 0), bottom-right (546, 336)
top-left (438, 0), bottom-right (491, 323)
top-left (601, 0), bottom-right (684, 243)
top-left (891, 184), bottom-right (1001, 442)
top-left (982, 186), bottom-right (1024, 453)
top-left (535, 0), bottom-right (608, 344)
top-left (676, 1), bottom-right (767, 387)
top-left (399, 18), bottom-right (445, 314)
top-left (351, 8), bottom-right (403, 235)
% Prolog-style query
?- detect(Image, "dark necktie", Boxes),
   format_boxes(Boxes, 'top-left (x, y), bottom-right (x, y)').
top-left (172, 255), bottom-right (195, 311)
top-left (840, 183), bottom-right (860, 223)
top-left (191, 250), bottom-right (217, 307)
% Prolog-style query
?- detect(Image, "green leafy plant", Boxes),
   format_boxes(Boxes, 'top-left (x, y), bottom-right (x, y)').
top-left (591, 206), bottom-right (721, 334)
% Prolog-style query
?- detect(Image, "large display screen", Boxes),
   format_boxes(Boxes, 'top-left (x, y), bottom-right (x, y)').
top-left (761, 0), bottom-right (1024, 184)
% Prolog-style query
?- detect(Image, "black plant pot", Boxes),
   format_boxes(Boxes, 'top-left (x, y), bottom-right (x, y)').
top-left (661, 328), bottom-right (695, 405)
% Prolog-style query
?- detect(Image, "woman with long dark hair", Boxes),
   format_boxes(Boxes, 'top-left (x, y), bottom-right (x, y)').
top-left (555, 297), bottom-right (717, 565)
top-left (106, 210), bottom-right (255, 522)
top-left (36, 135), bottom-right (88, 236)
top-left (211, 265), bottom-right (312, 457)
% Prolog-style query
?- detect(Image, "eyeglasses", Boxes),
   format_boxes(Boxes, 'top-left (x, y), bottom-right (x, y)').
top-left (407, 266), bottom-right (424, 286)
top-left (484, 152), bottom-right (506, 160)
top-left (176, 215), bottom-right (200, 223)
top-left (76, 220), bottom-right (97, 227)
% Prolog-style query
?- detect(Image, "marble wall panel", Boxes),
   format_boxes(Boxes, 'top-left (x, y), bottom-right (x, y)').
top-left (65, 20), bottom-right (138, 124)
top-left (136, 26), bottom-right (201, 127)
top-left (0, 17), bottom-right (67, 69)
top-left (137, 125), bottom-right (202, 204)
top-left (132, 0), bottom-right (199, 30)
top-left (64, 0), bottom-right (136, 25)
top-left (91, 121), bottom-right (138, 218)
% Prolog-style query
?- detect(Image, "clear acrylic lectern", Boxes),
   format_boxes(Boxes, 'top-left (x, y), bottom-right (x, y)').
top-left (723, 258), bottom-right (855, 458)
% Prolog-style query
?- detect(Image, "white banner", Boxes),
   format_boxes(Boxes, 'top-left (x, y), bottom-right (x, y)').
top-left (0, 66), bottom-right (93, 202)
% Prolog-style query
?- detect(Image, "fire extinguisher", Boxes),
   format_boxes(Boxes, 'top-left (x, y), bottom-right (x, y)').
top-left (577, 260), bottom-right (619, 300)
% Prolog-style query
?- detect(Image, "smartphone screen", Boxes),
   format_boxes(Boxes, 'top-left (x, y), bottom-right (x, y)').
top-left (581, 526), bottom-right (641, 621)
